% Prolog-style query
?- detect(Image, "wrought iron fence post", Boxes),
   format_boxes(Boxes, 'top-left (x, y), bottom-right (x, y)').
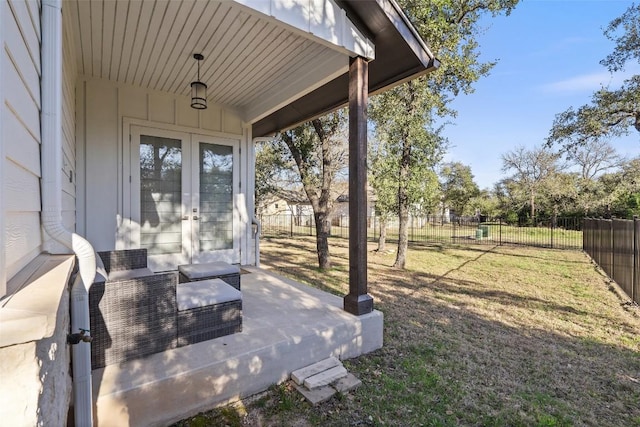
top-left (499, 217), bottom-right (502, 246)
top-left (551, 220), bottom-right (554, 249)
top-left (452, 217), bottom-right (455, 242)
top-left (631, 215), bottom-right (640, 304)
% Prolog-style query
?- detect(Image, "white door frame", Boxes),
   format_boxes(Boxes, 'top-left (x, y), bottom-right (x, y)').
top-left (125, 122), bottom-right (241, 271)
top-left (130, 125), bottom-right (192, 271)
top-left (190, 132), bottom-right (240, 265)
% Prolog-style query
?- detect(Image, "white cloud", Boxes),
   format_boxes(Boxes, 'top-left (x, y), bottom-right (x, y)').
top-left (540, 64), bottom-right (640, 94)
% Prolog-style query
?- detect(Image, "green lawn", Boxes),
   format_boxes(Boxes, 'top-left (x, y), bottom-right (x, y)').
top-left (176, 237), bottom-right (639, 427)
top-left (262, 218), bottom-right (583, 250)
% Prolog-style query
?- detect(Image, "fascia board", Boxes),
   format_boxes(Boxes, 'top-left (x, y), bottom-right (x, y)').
top-left (233, 0), bottom-right (375, 59)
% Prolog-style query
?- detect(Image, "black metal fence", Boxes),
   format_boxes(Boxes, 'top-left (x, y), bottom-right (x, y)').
top-left (259, 214), bottom-right (583, 250)
top-left (583, 218), bottom-right (640, 305)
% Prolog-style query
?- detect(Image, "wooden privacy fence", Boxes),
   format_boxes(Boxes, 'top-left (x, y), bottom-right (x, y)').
top-left (583, 218), bottom-right (640, 305)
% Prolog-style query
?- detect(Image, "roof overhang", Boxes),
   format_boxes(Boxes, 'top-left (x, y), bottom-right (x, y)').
top-left (67, 0), bottom-right (437, 137)
top-left (252, 0), bottom-right (439, 137)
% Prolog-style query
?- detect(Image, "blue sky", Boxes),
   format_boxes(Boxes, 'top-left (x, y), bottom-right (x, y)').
top-left (441, 0), bottom-right (640, 190)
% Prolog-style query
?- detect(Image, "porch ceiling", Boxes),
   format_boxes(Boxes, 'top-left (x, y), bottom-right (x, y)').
top-left (67, 0), bottom-right (355, 122)
top-left (67, 0), bottom-right (437, 135)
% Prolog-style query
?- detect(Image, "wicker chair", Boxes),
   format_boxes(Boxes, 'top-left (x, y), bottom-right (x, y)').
top-left (89, 249), bottom-right (178, 369)
top-left (89, 249), bottom-right (242, 370)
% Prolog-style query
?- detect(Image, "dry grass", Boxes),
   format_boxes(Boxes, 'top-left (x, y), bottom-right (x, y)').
top-left (177, 237), bottom-right (640, 427)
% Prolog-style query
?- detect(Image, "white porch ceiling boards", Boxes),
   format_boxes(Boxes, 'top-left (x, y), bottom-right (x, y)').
top-left (66, 0), bottom-right (360, 123)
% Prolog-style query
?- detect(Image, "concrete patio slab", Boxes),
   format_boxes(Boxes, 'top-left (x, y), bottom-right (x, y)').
top-left (91, 267), bottom-right (383, 426)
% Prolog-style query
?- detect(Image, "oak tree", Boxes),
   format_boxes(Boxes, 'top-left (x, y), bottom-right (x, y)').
top-left (370, 0), bottom-right (519, 268)
top-left (547, 4), bottom-right (640, 151)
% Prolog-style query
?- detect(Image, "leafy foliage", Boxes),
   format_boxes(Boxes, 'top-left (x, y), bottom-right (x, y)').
top-left (547, 4), bottom-right (640, 151)
top-left (368, 0), bottom-right (519, 268)
top-left (500, 145), bottom-right (563, 220)
top-left (254, 138), bottom-right (299, 212)
top-left (258, 110), bottom-right (348, 269)
top-left (547, 77), bottom-right (640, 150)
top-left (601, 3), bottom-right (640, 73)
top-left (439, 162), bottom-right (480, 216)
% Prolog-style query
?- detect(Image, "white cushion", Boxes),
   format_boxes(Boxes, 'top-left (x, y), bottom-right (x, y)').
top-left (176, 278), bottom-right (242, 311)
top-left (94, 252), bottom-right (109, 282)
top-left (178, 262), bottom-right (240, 279)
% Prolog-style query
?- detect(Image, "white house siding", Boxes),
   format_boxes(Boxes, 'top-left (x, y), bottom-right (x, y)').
top-left (61, 8), bottom-right (77, 232)
top-left (40, 4), bottom-right (79, 255)
top-left (76, 77), bottom-right (254, 264)
top-left (1, 0), bottom-right (42, 291)
top-left (0, 3), bottom-right (73, 427)
top-left (0, 0), bottom-right (4, 295)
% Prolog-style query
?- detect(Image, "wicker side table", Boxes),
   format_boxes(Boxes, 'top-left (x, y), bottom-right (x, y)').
top-left (176, 278), bottom-right (242, 346)
top-left (178, 261), bottom-right (241, 290)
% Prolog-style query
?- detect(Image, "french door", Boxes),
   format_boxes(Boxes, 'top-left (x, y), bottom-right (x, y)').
top-left (130, 126), bottom-right (239, 271)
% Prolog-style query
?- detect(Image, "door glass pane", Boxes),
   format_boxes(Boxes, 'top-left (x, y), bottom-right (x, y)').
top-left (199, 143), bottom-right (233, 251)
top-left (140, 136), bottom-right (182, 255)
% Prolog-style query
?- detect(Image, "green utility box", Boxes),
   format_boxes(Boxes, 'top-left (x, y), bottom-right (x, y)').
top-left (475, 228), bottom-right (483, 240)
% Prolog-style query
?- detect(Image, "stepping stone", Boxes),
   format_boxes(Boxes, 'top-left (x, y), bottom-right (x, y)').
top-left (332, 373), bottom-right (362, 393)
top-left (303, 365), bottom-right (348, 389)
top-left (291, 356), bottom-right (341, 385)
top-left (292, 382), bottom-right (336, 405)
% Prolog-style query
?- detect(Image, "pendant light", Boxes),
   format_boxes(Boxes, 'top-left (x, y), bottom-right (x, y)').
top-left (190, 53), bottom-right (207, 110)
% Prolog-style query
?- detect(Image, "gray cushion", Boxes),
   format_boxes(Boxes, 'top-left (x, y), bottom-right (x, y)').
top-left (178, 261), bottom-right (240, 279)
top-left (176, 278), bottom-right (242, 311)
top-left (108, 268), bottom-right (155, 281)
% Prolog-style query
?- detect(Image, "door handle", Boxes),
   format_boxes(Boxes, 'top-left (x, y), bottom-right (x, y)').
top-left (182, 215), bottom-right (189, 220)
top-left (193, 216), bottom-right (199, 220)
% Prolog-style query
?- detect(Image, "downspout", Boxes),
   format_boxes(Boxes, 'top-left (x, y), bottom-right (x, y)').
top-left (41, 1), bottom-right (96, 426)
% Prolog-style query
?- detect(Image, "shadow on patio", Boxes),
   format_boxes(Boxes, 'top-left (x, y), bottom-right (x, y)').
top-left (90, 267), bottom-right (383, 426)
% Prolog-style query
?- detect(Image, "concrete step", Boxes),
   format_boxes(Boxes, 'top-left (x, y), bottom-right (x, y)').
top-left (291, 356), bottom-right (341, 385)
top-left (303, 365), bottom-right (348, 389)
top-left (291, 357), bottom-right (361, 405)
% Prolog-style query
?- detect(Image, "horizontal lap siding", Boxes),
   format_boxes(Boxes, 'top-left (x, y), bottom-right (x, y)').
top-left (2, 0), bottom-right (42, 283)
top-left (62, 7), bottom-right (77, 232)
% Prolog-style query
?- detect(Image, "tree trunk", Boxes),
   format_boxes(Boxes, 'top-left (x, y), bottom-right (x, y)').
top-left (394, 141), bottom-right (411, 269)
top-left (378, 216), bottom-right (387, 252)
top-left (314, 211), bottom-right (331, 269)
top-left (530, 192), bottom-right (536, 225)
top-left (394, 201), bottom-right (409, 268)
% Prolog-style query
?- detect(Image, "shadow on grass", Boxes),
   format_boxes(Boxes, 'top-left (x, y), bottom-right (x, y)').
top-left (346, 293), bottom-right (640, 427)
top-left (253, 236), bottom-right (640, 427)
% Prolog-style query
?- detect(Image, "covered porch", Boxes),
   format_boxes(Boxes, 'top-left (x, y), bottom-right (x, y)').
top-left (0, 0), bottom-right (437, 424)
top-left (91, 267), bottom-right (383, 426)
top-left (63, 0), bottom-right (434, 424)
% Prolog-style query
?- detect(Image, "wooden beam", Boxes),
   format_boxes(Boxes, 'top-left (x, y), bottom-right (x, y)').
top-left (344, 56), bottom-right (373, 316)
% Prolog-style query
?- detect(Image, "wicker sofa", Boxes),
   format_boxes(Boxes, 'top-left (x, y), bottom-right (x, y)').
top-left (88, 249), bottom-right (242, 369)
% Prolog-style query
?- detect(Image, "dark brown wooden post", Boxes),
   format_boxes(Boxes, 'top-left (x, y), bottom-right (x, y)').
top-left (344, 56), bottom-right (374, 315)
